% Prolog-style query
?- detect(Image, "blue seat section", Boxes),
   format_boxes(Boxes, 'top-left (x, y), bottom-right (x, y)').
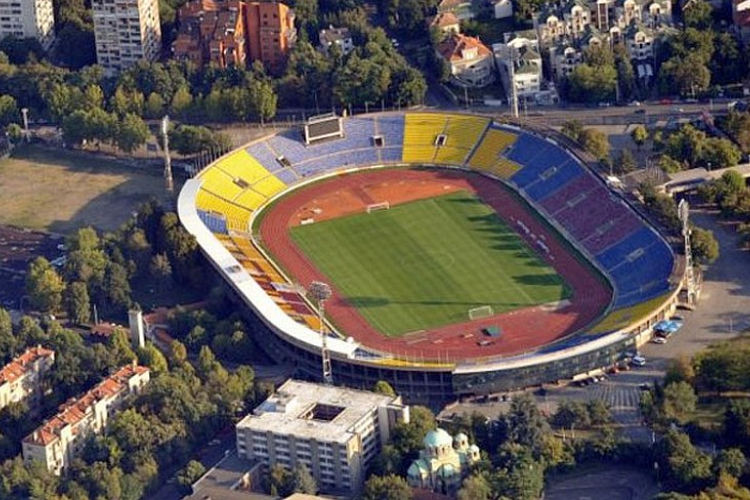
top-left (269, 117), bottom-right (377, 165)
top-left (294, 149), bottom-right (380, 177)
top-left (246, 142), bottom-right (283, 172)
top-left (375, 114), bottom-right (405, 150)
top-left (275, 168), bottom-right (299, 185)
top-left (522, 160), bottom-right (584, 201)
top-left (505, 133), bottom-right (549, 165)
top-left (198, 210), bottom-right (228, 234)
top-left (380, 146), bottom-right (404, 163)
top-left (595, 227), bottom-right (656, 270)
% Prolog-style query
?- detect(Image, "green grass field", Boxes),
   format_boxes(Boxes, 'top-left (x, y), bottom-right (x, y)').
top-left (291, 191), bottom-right (570, 336)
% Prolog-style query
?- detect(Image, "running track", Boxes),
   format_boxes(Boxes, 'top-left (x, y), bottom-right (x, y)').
top-left (259, 168), bottom-right (612, 361)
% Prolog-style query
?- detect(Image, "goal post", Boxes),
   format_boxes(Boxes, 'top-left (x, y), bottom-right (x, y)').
top-left (468, 306), bottom-right (494, 321)
top-left (366, 202), bottom-right (390, 214)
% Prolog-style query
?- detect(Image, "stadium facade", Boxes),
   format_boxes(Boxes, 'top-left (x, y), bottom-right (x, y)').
top-left (177, 112), bottom-right (684, 403)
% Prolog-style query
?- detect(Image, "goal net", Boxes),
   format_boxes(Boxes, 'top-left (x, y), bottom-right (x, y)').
top-left (366, 202), bottom-right (390, 214)
top-left (468, 306), bottom-right (494, 321)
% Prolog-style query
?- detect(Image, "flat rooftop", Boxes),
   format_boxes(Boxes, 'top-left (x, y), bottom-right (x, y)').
top-left (236, 380), bottom-right (401, 444)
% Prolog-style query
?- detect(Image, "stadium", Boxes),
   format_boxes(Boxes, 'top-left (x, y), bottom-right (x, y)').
top-left (177, 111), bottom-right (684, 403)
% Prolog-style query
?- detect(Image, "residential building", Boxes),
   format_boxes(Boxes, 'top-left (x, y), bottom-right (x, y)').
top-left (174, 1), bottom-right (295, 73)
top-left (319, 25), bottom-right (354, 55)
top-left (22, 363), bottom-right (150, 475)
top-left (92, 0), bottom-right (162, 76)
top-left (535, 1), bottom-right (592, 46)
top-left (0, 0), bottom-right (55, 50)
top-left (0, 346), bottom-right (54, 411)
top-left (426, 12), bottom-right (461, 35)
top-left (493, 32), bottom-right (557, 105)
top-left (438, 0), bottom-right (476, 20)
top-left (436, 33), bottom-right (495, 87)
top-left (174, 0), bottom-right (247, 68)
top-left (236, 379), bottom-right (409, 494)
top-left (493, 0), bottom-right (514, 19)
top-left (406, 429), bottom-right (481, 493)
top-left (733, 0), bottom-right (750, 41)
top-left (245, 1), bottom-right (296, 74)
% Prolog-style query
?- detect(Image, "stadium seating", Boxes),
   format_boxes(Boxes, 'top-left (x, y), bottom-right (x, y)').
top-left (375, 114), bottom-right (405, 149)
top-left (468, 127), bottom-right (519, 176)
top-left (246, 142), bottom-right (284, 172)
top-left (403, 113), bottom-right (447, 163)
top-left (192, 112), bottom-right (677, 350)
top-left (434, 115), bottom-right (490, 165)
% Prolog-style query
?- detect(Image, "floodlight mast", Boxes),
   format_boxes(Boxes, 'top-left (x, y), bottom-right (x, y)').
top-left (309, 281), bottom-right (333, 385)
top-left (679, 199), bottom-right (697, 305)
top-left (162, 116), bottom-right (174, 197)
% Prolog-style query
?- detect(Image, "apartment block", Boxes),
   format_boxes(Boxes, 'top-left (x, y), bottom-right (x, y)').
top-left (174, 0), bottom-right (295, 73)
top-left (0, 346), bottom-right (55, 411)
top-left (236, 380), bottom-right (409, 494)
top-left (92, 0), bottom-right (162, 76)
top-left (22, 363), bottom-right (150, 475)
top-left (0, 0), bottom-right (55, 50)
top-left (174, 0), bottom-right (247, 68)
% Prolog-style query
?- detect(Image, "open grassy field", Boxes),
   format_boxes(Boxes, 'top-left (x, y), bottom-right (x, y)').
top-left (0, 146), bottom-right (168, 233)
top-left (291, 191), bottom-right (569, 336)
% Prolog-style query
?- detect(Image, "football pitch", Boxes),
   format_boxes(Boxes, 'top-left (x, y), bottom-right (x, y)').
top-left (290, 191), bottom-right (570, 336)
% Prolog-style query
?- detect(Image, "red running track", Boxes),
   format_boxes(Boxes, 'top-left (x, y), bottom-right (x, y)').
top-left (259, 168), bottom-right (612, 361)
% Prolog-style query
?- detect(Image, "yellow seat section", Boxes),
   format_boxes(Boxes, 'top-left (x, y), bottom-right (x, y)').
top-left (403, 113), bottom-right (448, 163)
top-left (253, 175), bottom-right (286, 198)
top-left (196, 189), bottom-right (251, 230)
top-left (434, 147), bottom-right (467, 165)
top-left (587, 293), bottom-right (673, 334)
top-left (198, 166), bottom-right (243, 200)
top-left (234, 189), bottom-right (266, 211)
top-left (218, 150), bottom-right (271, 185)
top-left (468, 128), bottom-right (518, 171)
top-left (487, 158), bottom-right (522, 179)
top-left (434, 115), bottom-right (489, 165)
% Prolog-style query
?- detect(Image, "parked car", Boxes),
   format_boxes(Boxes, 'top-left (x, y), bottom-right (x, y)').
top-left (631, 355), bottom-right (647, 367)
top-left (652, 336), bottom-right (668, 344)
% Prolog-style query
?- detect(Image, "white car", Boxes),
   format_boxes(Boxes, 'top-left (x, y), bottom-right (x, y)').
top-left (652, 336), bottom-right (667, 344)
top-left (631, 355), bottom-right (647, 366)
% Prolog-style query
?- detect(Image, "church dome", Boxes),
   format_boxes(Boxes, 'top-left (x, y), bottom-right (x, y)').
top-left (423, 428), bottom-right (453, 448)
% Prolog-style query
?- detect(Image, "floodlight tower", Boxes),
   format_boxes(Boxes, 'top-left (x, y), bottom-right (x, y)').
top-left (679, 199), bottom-right (697, 305)
top-left (509, 47), bottom-right (519, 120)
top-left (162, 116), bottom-right (174, 196)
top-left (309, 281), bottom-right (333, 385)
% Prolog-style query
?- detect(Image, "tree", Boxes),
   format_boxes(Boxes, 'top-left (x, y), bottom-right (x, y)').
top-left (0, 307), bottom-right (15, 361)
top-left (702, 138), bottom-right (741, 170)
top-left (292, 464), bottom-right (317, 494)
top-left (373, 380), bottom-right (396, 396)
top-left (503, 394), bottom-right (549, 454)
top-left (658, 54), bottom-right (711, 97)
top-left (26, 256), bottom-right (65, 312)
top-left (0, 94), bottom-right (19, 127)
top-left (115, 113), bottom-right (150, 153)
top-left (268, 464), bottom-right (294, 496)
top-left (587, 399), bottom-right (612, 426)
top-left (691, 227), bottom-right (719, 264)
top-left (561, 120), bottom-right (584, 142)
top-left (615, 149), bottom-right (636, 174)
top-left (363, 474), bottom-right (413, 500)
top-left (170, 86), bottom-right (193, 118)
top-left (249, 79), bottom-right (278, 124)
top-left (683, 0), bottom-right (713, 30)
top-left (566, 64), bottom-right (617, 103)
top-left (103, 262), bottom-right (132, 311)
top-left (661, 430), bottom-right (713, 490)
top-left (659, 155), bottom-right (683, 174)
top-left (177, 460), bottom-right (205, 490)
top-left (65, 281), bottom-right (91, 325)
top-left (137, 343), bottom-right (168, 374)
top-left (458, 474), bottom-right (492, 500)
top-left (579, 128), bottom-right (610, 161)
top-left (662, 381), bottom-right (697, 424)
top-left (714, 448), bottom-right (747, 478)
top-left (631, 125), bottom-right (648, 150)
top-left (665, 355), bottom-right (695, 385)
top-left (149, 253), bottom-right (172, 291)
top-left (144, 92), bottom-right (165, 119)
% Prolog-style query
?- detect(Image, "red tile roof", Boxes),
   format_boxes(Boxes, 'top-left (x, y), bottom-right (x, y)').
top-left (427, 12), bottom-right (460, 29)
top-left (437, 33), bottom-right (491, 62)
top-left (0, 346), bottom-right (54, 386)
top-left (24, 364), bottom-right (149, 447)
